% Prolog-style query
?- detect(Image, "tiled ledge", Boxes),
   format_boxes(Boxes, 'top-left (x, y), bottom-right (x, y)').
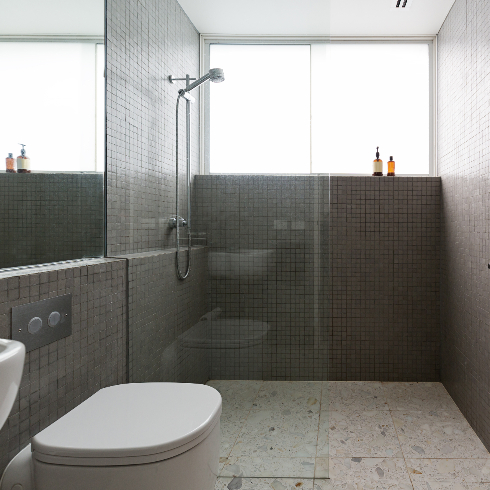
top-left (0, 257), bottom-right (125, 280)
top-left (0, 248), bottom-right (209, 281)
top-left (196, 175), bottom-right (441, 179)
top-left (113, 245), bottom-right (207, 260)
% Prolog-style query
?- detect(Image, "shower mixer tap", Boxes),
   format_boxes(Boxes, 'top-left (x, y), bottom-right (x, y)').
top-left (169, 217), bottom-right (187, 228)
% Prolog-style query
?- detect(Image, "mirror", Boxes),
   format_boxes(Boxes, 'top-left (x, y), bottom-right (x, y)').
top-left (0, 0), bottom-right (105, 269)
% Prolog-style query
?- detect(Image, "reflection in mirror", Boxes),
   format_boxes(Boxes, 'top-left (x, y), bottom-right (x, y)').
top-left (0, 0), bottom-right (105, 269)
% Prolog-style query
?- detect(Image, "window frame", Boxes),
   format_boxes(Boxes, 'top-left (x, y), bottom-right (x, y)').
top-left (201, 36), bottom-right (437, 177)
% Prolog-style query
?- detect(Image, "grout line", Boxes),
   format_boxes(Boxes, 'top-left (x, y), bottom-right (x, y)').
top-left (382, 383), bottom-right (415, 490)
top-left (388, 408), bottom-right (414, 488)
top-left (314, 381), bottom-right (325, 477)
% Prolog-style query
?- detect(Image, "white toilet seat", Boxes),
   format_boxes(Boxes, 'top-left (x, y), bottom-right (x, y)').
top-left (31, 383), bottom-right (222, 467)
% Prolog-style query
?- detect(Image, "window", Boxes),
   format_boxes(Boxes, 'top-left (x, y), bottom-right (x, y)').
top-left (204, 40), bottom-right (433, 176)
top-left (0, 41), bottom-right (105, 172)
top-left (208, 44), bottom-right (311, 174)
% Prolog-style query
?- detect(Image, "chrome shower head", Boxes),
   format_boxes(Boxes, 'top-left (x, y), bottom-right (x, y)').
top-left (180, 68), bottom-right (225, 94)
top-left (208, 68), bottom-right (225, 83)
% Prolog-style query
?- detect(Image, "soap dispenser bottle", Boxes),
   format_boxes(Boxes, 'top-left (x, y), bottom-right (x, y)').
top-left (387, 156), bottom-right (395, 176)
top-left (6, 153), bottom-right (16, 173)
top-left (372, 147), bottom-right (383, 176)
top-left (17, 144), bottom-right (31, 173)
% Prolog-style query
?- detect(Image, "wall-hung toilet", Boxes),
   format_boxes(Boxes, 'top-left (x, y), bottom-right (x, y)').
top-left (161, 309), bottom-right (270, 381)
top-left (0, 383), bottom-right (221, 490)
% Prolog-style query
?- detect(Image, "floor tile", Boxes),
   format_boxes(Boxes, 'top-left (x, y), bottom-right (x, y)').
top-left (411, 483), bottom-right (490, 489)
top-left (314, 457), bottom-right (412, 488)
top-left (208, 380), bottom-right (263, 412)
top-left (314, 480), bottom-right (414, 490)
top-left (326, 382), bottom-right (389, 411)
top-left (406, 459), bottom-right (490, 483)
top-left (220, 410), bottom-right (251, 457)
top-left (253, 382), bottom-right (322, 412)
top-left (216, 477), bottom-right (315, 490)
top-left (392, 411), bottom-right (489, 459)
top-left (319, 410), bottom-right (403, 458)
top-left (213, 381), bottom-right (487, 487)
top-left (383, 382), bottom-right (459, 412)
top-left (230, 408), bottom-right (320, 458)
top-left (221, 456), bottom-right (316, 478)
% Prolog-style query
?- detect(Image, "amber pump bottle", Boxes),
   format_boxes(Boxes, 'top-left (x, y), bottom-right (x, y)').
top-left (387, 156), bottom-right (395, 176)
top-left (6, 153), bottom-right (16, 173)
top-left (372, 147), bottom-right (383, 176)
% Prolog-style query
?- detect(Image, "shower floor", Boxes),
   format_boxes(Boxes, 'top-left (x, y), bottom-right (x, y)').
top-left (207, 380), bottom-right (490, 490)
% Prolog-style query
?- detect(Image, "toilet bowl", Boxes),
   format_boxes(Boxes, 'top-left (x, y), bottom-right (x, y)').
top-left (0, 383), bottom-right (221, 490)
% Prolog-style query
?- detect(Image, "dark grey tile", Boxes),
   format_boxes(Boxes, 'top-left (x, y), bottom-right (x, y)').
top-left (438, 0), bottom-right (490, 453)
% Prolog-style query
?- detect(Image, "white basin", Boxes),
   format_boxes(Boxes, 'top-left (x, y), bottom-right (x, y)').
top-left (0, 339), bottom-right (25, 430)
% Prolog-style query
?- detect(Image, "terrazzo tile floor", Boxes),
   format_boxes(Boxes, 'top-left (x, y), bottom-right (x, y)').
top-left (207, 381), bottom-right (490, 490)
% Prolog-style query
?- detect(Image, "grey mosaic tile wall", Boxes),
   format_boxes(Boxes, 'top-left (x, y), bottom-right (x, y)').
top-left (438, 0), bottom-right (490, 449)
top-left (194, 175), bottom-right (441, 381)
top-left (0, 258), bottom-right (126, 475)
top-left (330, 177), bottom-right (441, 381)
top-left (124, 247), bottom-right (209, 384)
top-left (105, 0), bottom-right (209, 385)
top-left (106, 0), bottom-right (200, 256)
top-left (0, 173), bottom-right (104, 269)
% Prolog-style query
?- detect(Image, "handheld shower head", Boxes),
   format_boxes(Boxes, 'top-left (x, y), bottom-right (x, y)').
top-left (180, 68), bottom-right (225, 94)
top-left (209, 68), bottom-right (225, 83)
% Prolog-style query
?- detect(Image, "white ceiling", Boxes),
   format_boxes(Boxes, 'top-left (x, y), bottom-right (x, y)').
top-left (177, 0), bottom-right (457, 36)
top-left (0, 0), bottom-right (456, 38)
top-left (0, 0), bottom-right (104, 36)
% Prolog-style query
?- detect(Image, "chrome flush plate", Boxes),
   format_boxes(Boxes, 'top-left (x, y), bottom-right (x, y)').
top-left (11, 294), bottom-right (72, 352)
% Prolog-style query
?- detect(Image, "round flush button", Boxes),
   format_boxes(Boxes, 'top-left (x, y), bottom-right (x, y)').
top-left (28, 317), bottom-right (43, 334)
top-left (48, 311), bottom-right (61, 327)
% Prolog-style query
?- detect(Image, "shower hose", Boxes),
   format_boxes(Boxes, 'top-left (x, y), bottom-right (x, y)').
top-left (175, 93), bottom-right (191, 280)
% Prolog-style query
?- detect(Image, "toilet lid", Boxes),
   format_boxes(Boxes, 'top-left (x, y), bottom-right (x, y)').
top-left (31, 383), bottom-right (221, 465)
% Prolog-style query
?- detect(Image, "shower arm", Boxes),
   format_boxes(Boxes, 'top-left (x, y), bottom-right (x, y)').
top-left (182, 73), bottom-right (211, 92)
top-left (171, 68), bottom-right (224, 95)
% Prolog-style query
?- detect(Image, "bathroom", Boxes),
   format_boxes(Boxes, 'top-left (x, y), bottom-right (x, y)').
top-left (0, 0), bottom-right (487, 488)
